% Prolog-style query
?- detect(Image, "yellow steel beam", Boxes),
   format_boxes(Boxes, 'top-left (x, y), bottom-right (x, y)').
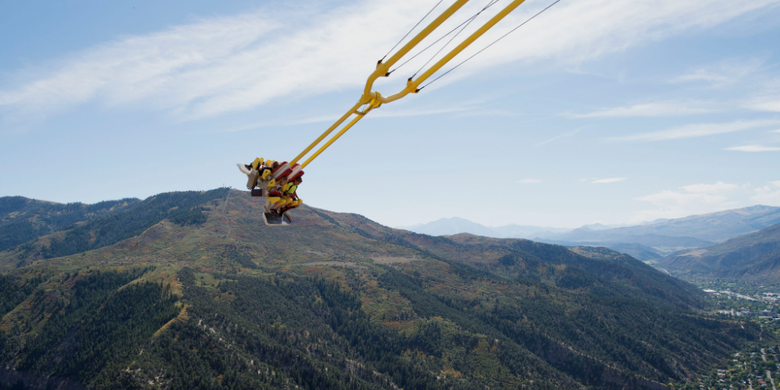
top-left (293, 1), bottom-right (471, 167)
top-left (301, 110), bottom-right (368, 169)
top-left (382, 0), bottom-right (528, 104)
top-left (293, 0), bottom-right (532, 169)
top-left (290, 101), bottom-right (362, 165)
top-left (415, 0), bottom-right (527, 86)
top-left (361, 0), bottom-right (471, 99)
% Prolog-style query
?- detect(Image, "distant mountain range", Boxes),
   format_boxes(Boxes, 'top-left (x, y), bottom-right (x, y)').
top-left (659, 223), bottom-right (780, 282)
top-left (548, 205), bottom-right (780, 243)
top-left (401, 206), bottom-right (780, 261)
top-left (398, 217), bottom-right (569, 239)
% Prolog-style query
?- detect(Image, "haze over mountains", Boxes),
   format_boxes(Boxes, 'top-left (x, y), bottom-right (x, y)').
top-left (402, 206), bottom-right (780, 261)
top-left (399, 217), bottom-right (570, 239)
top-left (660, 223), bottom-right (780, 282)
top-left (0, 191), bottom-right (763, 389)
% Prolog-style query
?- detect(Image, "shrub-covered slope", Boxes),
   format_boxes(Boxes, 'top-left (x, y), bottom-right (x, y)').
top-left (0, 190), bottom-right (765, 389)
top-left (0, 189), bottom-right (228, 270)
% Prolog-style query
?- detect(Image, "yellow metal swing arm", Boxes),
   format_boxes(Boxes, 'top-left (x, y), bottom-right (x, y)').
top-left (291, 0), bottom-right (528, 169)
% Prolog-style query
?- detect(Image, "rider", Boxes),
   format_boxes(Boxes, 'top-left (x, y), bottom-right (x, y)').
top-left (265, 176), bottom-right (289, 212)
top-left (243, 158), bottom-right (303, 214)
top-left (244, 158), bottom-right (275, 190)
top-left (282, 177), bottom-right (303, 211)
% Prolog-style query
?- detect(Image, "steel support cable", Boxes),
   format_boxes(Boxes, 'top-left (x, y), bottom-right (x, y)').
top-left (390, 0), bottom-right (500, 75)
top-left (410, 0), bottom-right (499, 79)
top-left (381, 0), bottom-right (444, 62)
top-left (419, 0), bottom-right (560, 91)
top-left (297, 0), bottom-right (546, 169)
top-left (292, 1), bottom-right (472, 166)
top-left (306, 0), bottom-right (528, 168)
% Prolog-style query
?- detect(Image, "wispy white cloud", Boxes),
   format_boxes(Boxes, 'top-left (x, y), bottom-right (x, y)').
top-left (0, 2), bottom-right (419, 128)
top-left (483, 0), bottom-right (780, 66)
top-left (519, 179), bottom-right (542, 184)
top-left (633, 181), bottom-right (743, 222)
top-left (682, 182), bottom-right (740, 194)
top-left (609, 119), bottom-right (780, 142)
top-left (752, 181), bottom-right (780, 206)
top-left (591, 178), bottom-right (626, 184)
top-left (573, 102), bottom-right (713, 118)
top-left (1, 0), bottom-right (778, 130)
top-left (536, 127), bottom-right (584, 146)
top-left (672, 69), bottom-right (732, 84)
top-left (725, 144), bottom-right (780, 152)
top-left (219, 100), bottom-right (484, 133)
top-left (745, 98), bottom-right (780, 112)
top-left (0, 13), bottom-right (282, 120)
top-left (671, 57), bottom-right (766, 86)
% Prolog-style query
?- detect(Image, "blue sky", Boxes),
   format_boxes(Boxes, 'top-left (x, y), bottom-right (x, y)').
top-left (2, 0), bottom-right (780, 228)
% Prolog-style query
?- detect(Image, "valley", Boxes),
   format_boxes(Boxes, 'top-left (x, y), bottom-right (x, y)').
top-left (674, 280), bottom-right (780, 390)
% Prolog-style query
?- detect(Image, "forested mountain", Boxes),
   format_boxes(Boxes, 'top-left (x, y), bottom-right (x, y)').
top-left (0, 196), bottom-right (141, 253)
top-left (659, 223), bottom-right (780, 282)
top-left (0, 190), bottom-right (766, 389)
top-left (0, 190), bottom-right (229, 270)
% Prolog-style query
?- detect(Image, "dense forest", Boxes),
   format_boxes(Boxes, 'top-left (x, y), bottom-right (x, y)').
top-left (0, 190), bottom-right (771, 389)
top-left (4, 266), bottom-right (755, 389)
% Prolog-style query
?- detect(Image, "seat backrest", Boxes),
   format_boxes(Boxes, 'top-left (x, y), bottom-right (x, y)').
top-left (287, 164), bottom-right (304, 181)
top-left (271, 162), bottom-right (292, 180)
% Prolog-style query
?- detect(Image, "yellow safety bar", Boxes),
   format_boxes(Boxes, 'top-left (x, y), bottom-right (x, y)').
top-left (292, 0), bottom-right (529, 169)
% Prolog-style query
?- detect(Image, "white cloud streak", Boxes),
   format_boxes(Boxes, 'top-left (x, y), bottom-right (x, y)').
top-left (725, 145), bottom-right (780, 152)
top-left (673, 70), bottom-right (732, 84)
top-left (633, 181), bottom-right (742, 222)
top-left (220, 102), bottom-right (479, 133)
top-left (1, 0), bottom-right (778, 129)
top-left (591, 178), bottom-right (626, 184)
top-left (671, 57), bottom-right (766, 86)
top-left (745, 98), bottom-right (780, 112)
top-left (574, 102), bottom-right (713, 118)
top-left (536, 127), bottom-right (583, 146)
top-left (609, 119), bottom-right (780, 142)
top-left (752, 181), bottom-right (780, 206)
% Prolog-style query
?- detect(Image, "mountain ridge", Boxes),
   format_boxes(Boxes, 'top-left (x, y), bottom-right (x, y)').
top-left (401, 205), bottom-right (780, 260)
top-left (0, 196), bottom-right (142, 254)
top-left (659, 223), bottom-right (780, 282)
top-left (547, 205), bottom-right (780, 244)
top-left (0, 190), bottom-right (764, 389)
